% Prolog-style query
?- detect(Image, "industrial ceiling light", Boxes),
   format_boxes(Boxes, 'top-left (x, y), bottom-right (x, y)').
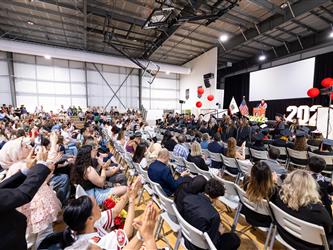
top-left (329, 24), bottom-right (333, 38)
top-left (166, 71), bottom-right (170, 75)
top-left (280, 2), bottom-right (288, 9)
top-left (259, 54), bottom-right (266, 61)
top-left (219, 34), bottom-right (229, 42)
top-left (27, 21), bottom-right (34, 25)
top-left (44, 55), bottom-right (51, 60)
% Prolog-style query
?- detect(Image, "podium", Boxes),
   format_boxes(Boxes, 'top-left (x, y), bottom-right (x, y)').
top-left (253, 107), bottom-right (266, 117)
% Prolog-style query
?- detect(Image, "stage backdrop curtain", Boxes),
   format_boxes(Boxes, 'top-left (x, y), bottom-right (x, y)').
top-left (223, 72), bottom-right (249, 109)
top-left (222, 52), bottom-right (333, 119)
top-left (313, 51), bottom-right (333, 106)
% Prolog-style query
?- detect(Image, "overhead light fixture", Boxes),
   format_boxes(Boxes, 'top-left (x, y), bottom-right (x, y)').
top-left (44, 55), bottom-right (51, 60)
top-left (329, 25), bottom-right (333, 38)
top-left (27, 21), bottom-right (34, 25)
top-left (259, 54), bottom-right (266, 61)
top-left (166, 71), bottom-right (170, 75)
top-left (219, 34), bottom-right (229, 42)
top-left (280, 2), bottom-right (288, 9)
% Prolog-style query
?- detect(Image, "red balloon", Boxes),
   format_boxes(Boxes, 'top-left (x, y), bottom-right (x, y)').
top-left (307, 88), bottom-right (320, 98)
top-left (321, 78), bottom-right (333, 88)
top-left (196, 101), bottom-right (202, 108)
top-left (197, 88), bottom-right (204, 95)
top-left (207, 95), bottom-right (214, 101)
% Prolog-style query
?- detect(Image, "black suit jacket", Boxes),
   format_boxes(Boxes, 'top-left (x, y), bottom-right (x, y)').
top-left (0, 164), bottom-right (50, 250)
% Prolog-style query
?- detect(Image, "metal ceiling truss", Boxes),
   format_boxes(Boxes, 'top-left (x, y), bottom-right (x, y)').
top-left (218, 0), bottom-right (329, 61)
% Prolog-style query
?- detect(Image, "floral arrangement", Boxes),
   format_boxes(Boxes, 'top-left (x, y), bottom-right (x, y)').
top-left (248, 115), bottom-right (268, 124)
top-left (103, 196), bottom-right (127, 229)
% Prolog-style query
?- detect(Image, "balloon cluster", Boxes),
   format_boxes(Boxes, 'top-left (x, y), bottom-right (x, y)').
top-left (196, 88), bottom-right (215, 108)
top-left (307, 77), bottom-right (333, 100)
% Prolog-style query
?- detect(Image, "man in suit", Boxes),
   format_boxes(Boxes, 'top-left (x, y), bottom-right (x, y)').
top-left (148, 149), bottom-right (189, 196)
top-left (207, 133), bottom-right (224, 168)
top-left (0, 149), bottom-right (53, 250)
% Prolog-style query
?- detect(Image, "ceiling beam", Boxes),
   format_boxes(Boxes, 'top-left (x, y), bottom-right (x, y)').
top-left (219, 0), bottom-right (329, 57)
top-left (38, 0), bottom-right (146, 26)
top-left (310, 10), bottom-right (333, 24)
top-left (83, 0), bottom-right (87, 49)
top-left (247, 0), bottom-right (284, 15)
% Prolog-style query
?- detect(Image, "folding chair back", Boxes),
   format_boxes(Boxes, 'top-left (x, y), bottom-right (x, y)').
top-left (286, 148), bottom-right (308, 168)
top-left (250, 148), bottom-right (268, 161)
top-left (269, 202), bottom-right (329, 250)
top-left (208, 152), bottom-right (223, 163)
top-left (172, 204), bottom-right (209, 249)
top-left (236, 159), bottom-right (253, 177)
top-left (184, 159), bottom-right (199, 175)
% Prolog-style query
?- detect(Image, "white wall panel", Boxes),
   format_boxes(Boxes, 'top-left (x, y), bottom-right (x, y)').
top-left (71, 84), bottom-right (86, 95)
top-left (0, 93), bottom-right (11, 104)
top-left (71, 97), bottom-right (86, 107)
top-left (54, 67), bottom-right (70, 81)
top-left (14, 63), bottom-right (36, 79)
top-left (70, 69), bottom-right (85, 82)
top-left (16, 95), bottom-right (38, 111)
top-left (0, 61), bottom-right (8, 75)
top-left (56, 97), bottom-right (71, 108)
top-left (0, 76), bottom-right (10, 92)
top-left (15, 79), bottom-right (37, 93)
top-left (38, 81), bottom-right (55, 94)
top-left (36, 65), bottom-right (54, 80)
top-left (39, 96), bottom-right (56, 111)
top-left (55, 83), bottom-right (71, 95)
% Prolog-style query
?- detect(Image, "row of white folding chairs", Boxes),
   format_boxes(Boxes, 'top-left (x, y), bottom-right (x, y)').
top-left (212, 173), bottom-right (330, 250)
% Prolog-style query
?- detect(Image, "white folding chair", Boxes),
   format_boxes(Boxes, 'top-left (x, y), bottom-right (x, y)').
top-left (286, 148), bottom-right (308, 169)
top-left (236, 159), bottom-right (253, 177)
top-left (203, 232), bottom-right (217, 250)
top-left (172, 204), bottom-right (210, 249)
top-left (308, 152), bottom-right (333, 176)
top-left (308, 144), bottom-right (320, 152)
top-left (211, 173), bottom-right (241, 232)
top-left (202, 149), bottom-right (210, 159)
top-left (269, 201), bottom-right (330, 250)
top-left (269, 144), bottom-right (287, 164)
top-left (221, 154), bottom-right (240, 182)
top-left (183, 159), bottom-right (200, 175)
top-left (250, 148), bottom-right (268, 161)
top-left (154, 186), bottom-right (182, 250)
top-left (208, 151), bottom-right (223, 164)
top-left (235, 185), bottom-right (273, 249)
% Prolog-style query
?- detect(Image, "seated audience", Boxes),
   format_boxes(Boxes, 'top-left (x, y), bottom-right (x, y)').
top-left (132, 143), bottom-right (148, 169)
top-left (309, 156), bottom-right (333, 217)
top-left (307, 130), bottom-right (323, 149)
top-left (148, 149), bottom-right (189, 196)
top-left (288, 130), bottom-right (309, 151)
top-left (225, 137), bottom-right (245, 174)
top-left (0, 148), bottom-right (55, 250)
top-left (272, 129), bottom-right (292, 148)
top-left (161, 130), bottom-right (177, 151)
top-left (242, 161), bottom-right (279, 227)
top-left (200, 133), bottom-right (210, 150)
top-left (274, 169), bottom-right (333, 250)
top-left (63, 179), bottom-right (156, 250)
top-left (208, 132), bottom-right (224, 168)
top-left (175, 177), bottom-right (240, 250)
top-left (236, 117), bottom-right (251, 146)
top-left (250, 133), bottom-right (266, 151)
top-left (172, 134), bottom-right (189, 159)
top-left (314, 138), bottom-right (333, 156)
top-left (262, 147), bottom-right (287, 176)
top-left (187, 142), bottom-right (209, 171)
top-left (70, 145), bottom-right (127, 205)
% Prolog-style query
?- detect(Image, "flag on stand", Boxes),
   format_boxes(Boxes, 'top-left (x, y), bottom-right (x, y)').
top-left (239, 96), bottom-right (249, 116)
top-left (229, 97), bottom-right (239, 114)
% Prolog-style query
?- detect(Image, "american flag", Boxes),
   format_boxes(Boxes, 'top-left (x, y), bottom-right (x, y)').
top-left (239, 97), bottom-right (249, 116)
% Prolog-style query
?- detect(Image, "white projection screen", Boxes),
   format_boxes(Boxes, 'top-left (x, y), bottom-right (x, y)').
top-left (249, 57), bottom-right (315, 101)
